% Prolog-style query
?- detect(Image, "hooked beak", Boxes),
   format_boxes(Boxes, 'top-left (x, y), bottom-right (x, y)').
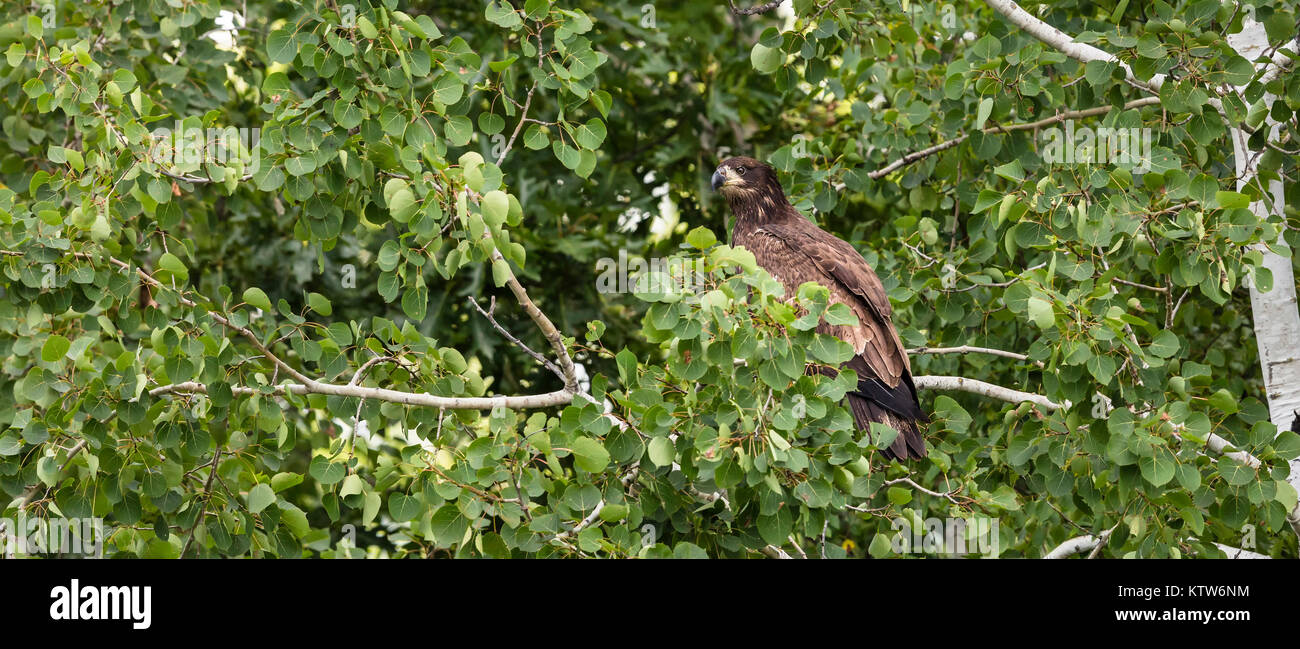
top-left (710, 169), bottom-right (725, 191)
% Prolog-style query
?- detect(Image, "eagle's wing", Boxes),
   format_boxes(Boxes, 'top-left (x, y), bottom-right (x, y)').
top-left (745, 221), bottom-right (911, 388)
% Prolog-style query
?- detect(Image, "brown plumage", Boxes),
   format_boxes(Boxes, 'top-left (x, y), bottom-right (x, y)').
top-left (711, 156), bottom-right (929, 460)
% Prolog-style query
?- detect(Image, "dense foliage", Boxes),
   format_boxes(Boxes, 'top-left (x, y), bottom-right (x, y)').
top-left (1, 0), bottom-right (1297, 558)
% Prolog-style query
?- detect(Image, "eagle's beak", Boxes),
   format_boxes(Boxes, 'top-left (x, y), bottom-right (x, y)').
top-left (710, 169), bottom-right (726, 191)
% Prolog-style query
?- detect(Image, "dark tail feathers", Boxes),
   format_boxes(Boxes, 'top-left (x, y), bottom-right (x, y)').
top-left (849, 374), bottom-right (928, 460)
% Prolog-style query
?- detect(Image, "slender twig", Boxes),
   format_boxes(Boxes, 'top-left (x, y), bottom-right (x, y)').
top-left (883, 477), bottom-right (969, 505)
top-left (907, 345), bottom-right (1044, 368)
top-left (181, 449), bottom-right (222, 557)
top-left (1111, 277), bottom-right (1169, 293)
top-left (468, 295), bottom-right (564, 380)
top-left (728, 0), bottom-right (785, 16)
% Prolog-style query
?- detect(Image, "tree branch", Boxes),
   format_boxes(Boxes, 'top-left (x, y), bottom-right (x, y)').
top-left (468, 295), bottom-right (564, 381)
top-left (984, 0), bottom-right (1163, 95)
top-left (883, 477), bottom-right (970, 505)
top-left (1044, 526), bottom-right (1114, 558)
top-left (44, 250), bottom-right (579, 411)
top-left (761, 544), bottom-right (794, 558)
top-left (1214, 543), bottom-right (1271, 559)
top-left (728, 0), bottom-right (785, 16)
top-left (913, 375), bottom-right (1066, 410)
top-left (495, 82), bottom-right (536, 166)
top-left (908, 345), bottom-right (1045, 368)
top-left (181, 449), bottom-right (222, 557)
top-left (868, 97), bottom-right (1160, 179)
top-left (150, 379), bottom-right (575, 410)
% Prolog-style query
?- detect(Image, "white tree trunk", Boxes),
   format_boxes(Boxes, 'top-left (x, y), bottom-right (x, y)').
top-left (1228, 22), bottom-right (1300, 530)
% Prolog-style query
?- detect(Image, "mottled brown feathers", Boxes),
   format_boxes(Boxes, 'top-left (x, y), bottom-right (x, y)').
top-left (713, 156), bottom-right (929, 460)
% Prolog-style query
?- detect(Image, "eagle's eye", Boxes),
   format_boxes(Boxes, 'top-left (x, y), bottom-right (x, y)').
top-left (737, 166), bottom-right (748, 176)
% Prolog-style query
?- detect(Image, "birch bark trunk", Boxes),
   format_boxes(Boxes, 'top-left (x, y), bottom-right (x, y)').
top-left (1227, 22), bottom-right (1300, 533)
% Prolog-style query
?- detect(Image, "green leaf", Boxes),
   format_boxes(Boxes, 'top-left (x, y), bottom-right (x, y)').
top-left (429, 505), bottom-right (469, 547)
top-left (1147, 330), bottom-right (1180, 358)
top-left (444, 116), bottom-right (473, 146)
top-left (309, 456), bottom-right (346, 485)
top-left (491, 259), bottom-right (511, 287)
top-left (750, 43), bottom-right (783, 74)
top-left (570, 436), bottom-right (610, 472)
top-left (0, 434), bottom-right (21, 456)
top-left (1138, 447), bottom-right (1176, 486)
top-left (975, 96), bottom-right (993, 127)
top-left (402, 285), bottom-right (428, 321)
top-left (685, 226), bottom-right (717, 250)
top-left (37, 456), bottom-right (59, 487)
top-left (523, 124), bottom-right (549, 150)
top-left (673, 542), bottom-right (709, 559)
top-left (158, 252), bottom-right (188, 281)
top-left (41, 334), bottom-right (71, 362)
top-left (993, 160), bottom-right (1024, 182)
top-left (1218, 457), bottom-right (1255, 486)
top-left (284, 155), bottom-right (317, 177)
top-left (389, 493), bottom-right (421, 521)
top-left (356, 16), bottom-right (379, 39)
top-left (757, 507), bottom-right (792, 545)
top-left (1214, 191), bottom-right (1250, 209)
top-left (307, 292), bottom-right (333, 316)
top-left (575, 119), bottom-right (607, 149)
top-left (271, 472), bottom-right (303, 492)
top-left (267, 29), bottom-right (298, 64)
top-left (481, 190), bottom-right (509, 227)
top-left (648, 436), bottom-right (675, 466)
top-left (334, 101), bottom-right (363, 129)
top-left (868, 532), bottom-right (893, 558)
top-left (243, 287), bottom-right (273, 312)
top-left (340, 474), bottom-right (365, 497)
top-left (1208, 389), bottom-right (1238, 414)
top-left (1026, 297), bottom-right (1054, 330)
top-left (599, 504), bottom-right (628, 522)
top-left (387, 185), bottom-right (418, 222)
top-left (247, 483), bottom-right (275, 514)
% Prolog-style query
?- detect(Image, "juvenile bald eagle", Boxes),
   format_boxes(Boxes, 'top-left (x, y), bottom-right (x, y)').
top-left (712, 156), bottom-right (928, 460)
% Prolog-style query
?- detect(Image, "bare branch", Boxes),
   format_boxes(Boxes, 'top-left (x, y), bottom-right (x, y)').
top-left (761, 544), bottom-right (794, 559)
top-left (181, 450), bottom-right (222, 557)
top-left (729, 0), bottom-right (785, 16)
top-left (87, 252), bottom-right (578, 410)
top-left (1206, 432), bottom-right (1261, 469)
top-left (908, 345), bottom-right (1044, 368)
top-left (984, 0), bottom-right (1163, 95)
top-left (1044, 527), bottom-right (1113, 559)
top-left (883, 477), bottom-right (969, 505)
top-left (1111, 277), bottom-right (1169, 294)
top-left (913, 375), bottom-right (1067, 410)
top-left (150, 379), bottom-right (574, 410)
top-left (468, 295), bottom-right (564, 381)
top-left (495, 82), bottom-right (536, 166)
top-left (1214, 543), bottom-right (1271, 559)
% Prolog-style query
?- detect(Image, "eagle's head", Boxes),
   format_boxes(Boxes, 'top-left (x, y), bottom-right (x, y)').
top-left (711, 156), bottom-right (780, 198)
